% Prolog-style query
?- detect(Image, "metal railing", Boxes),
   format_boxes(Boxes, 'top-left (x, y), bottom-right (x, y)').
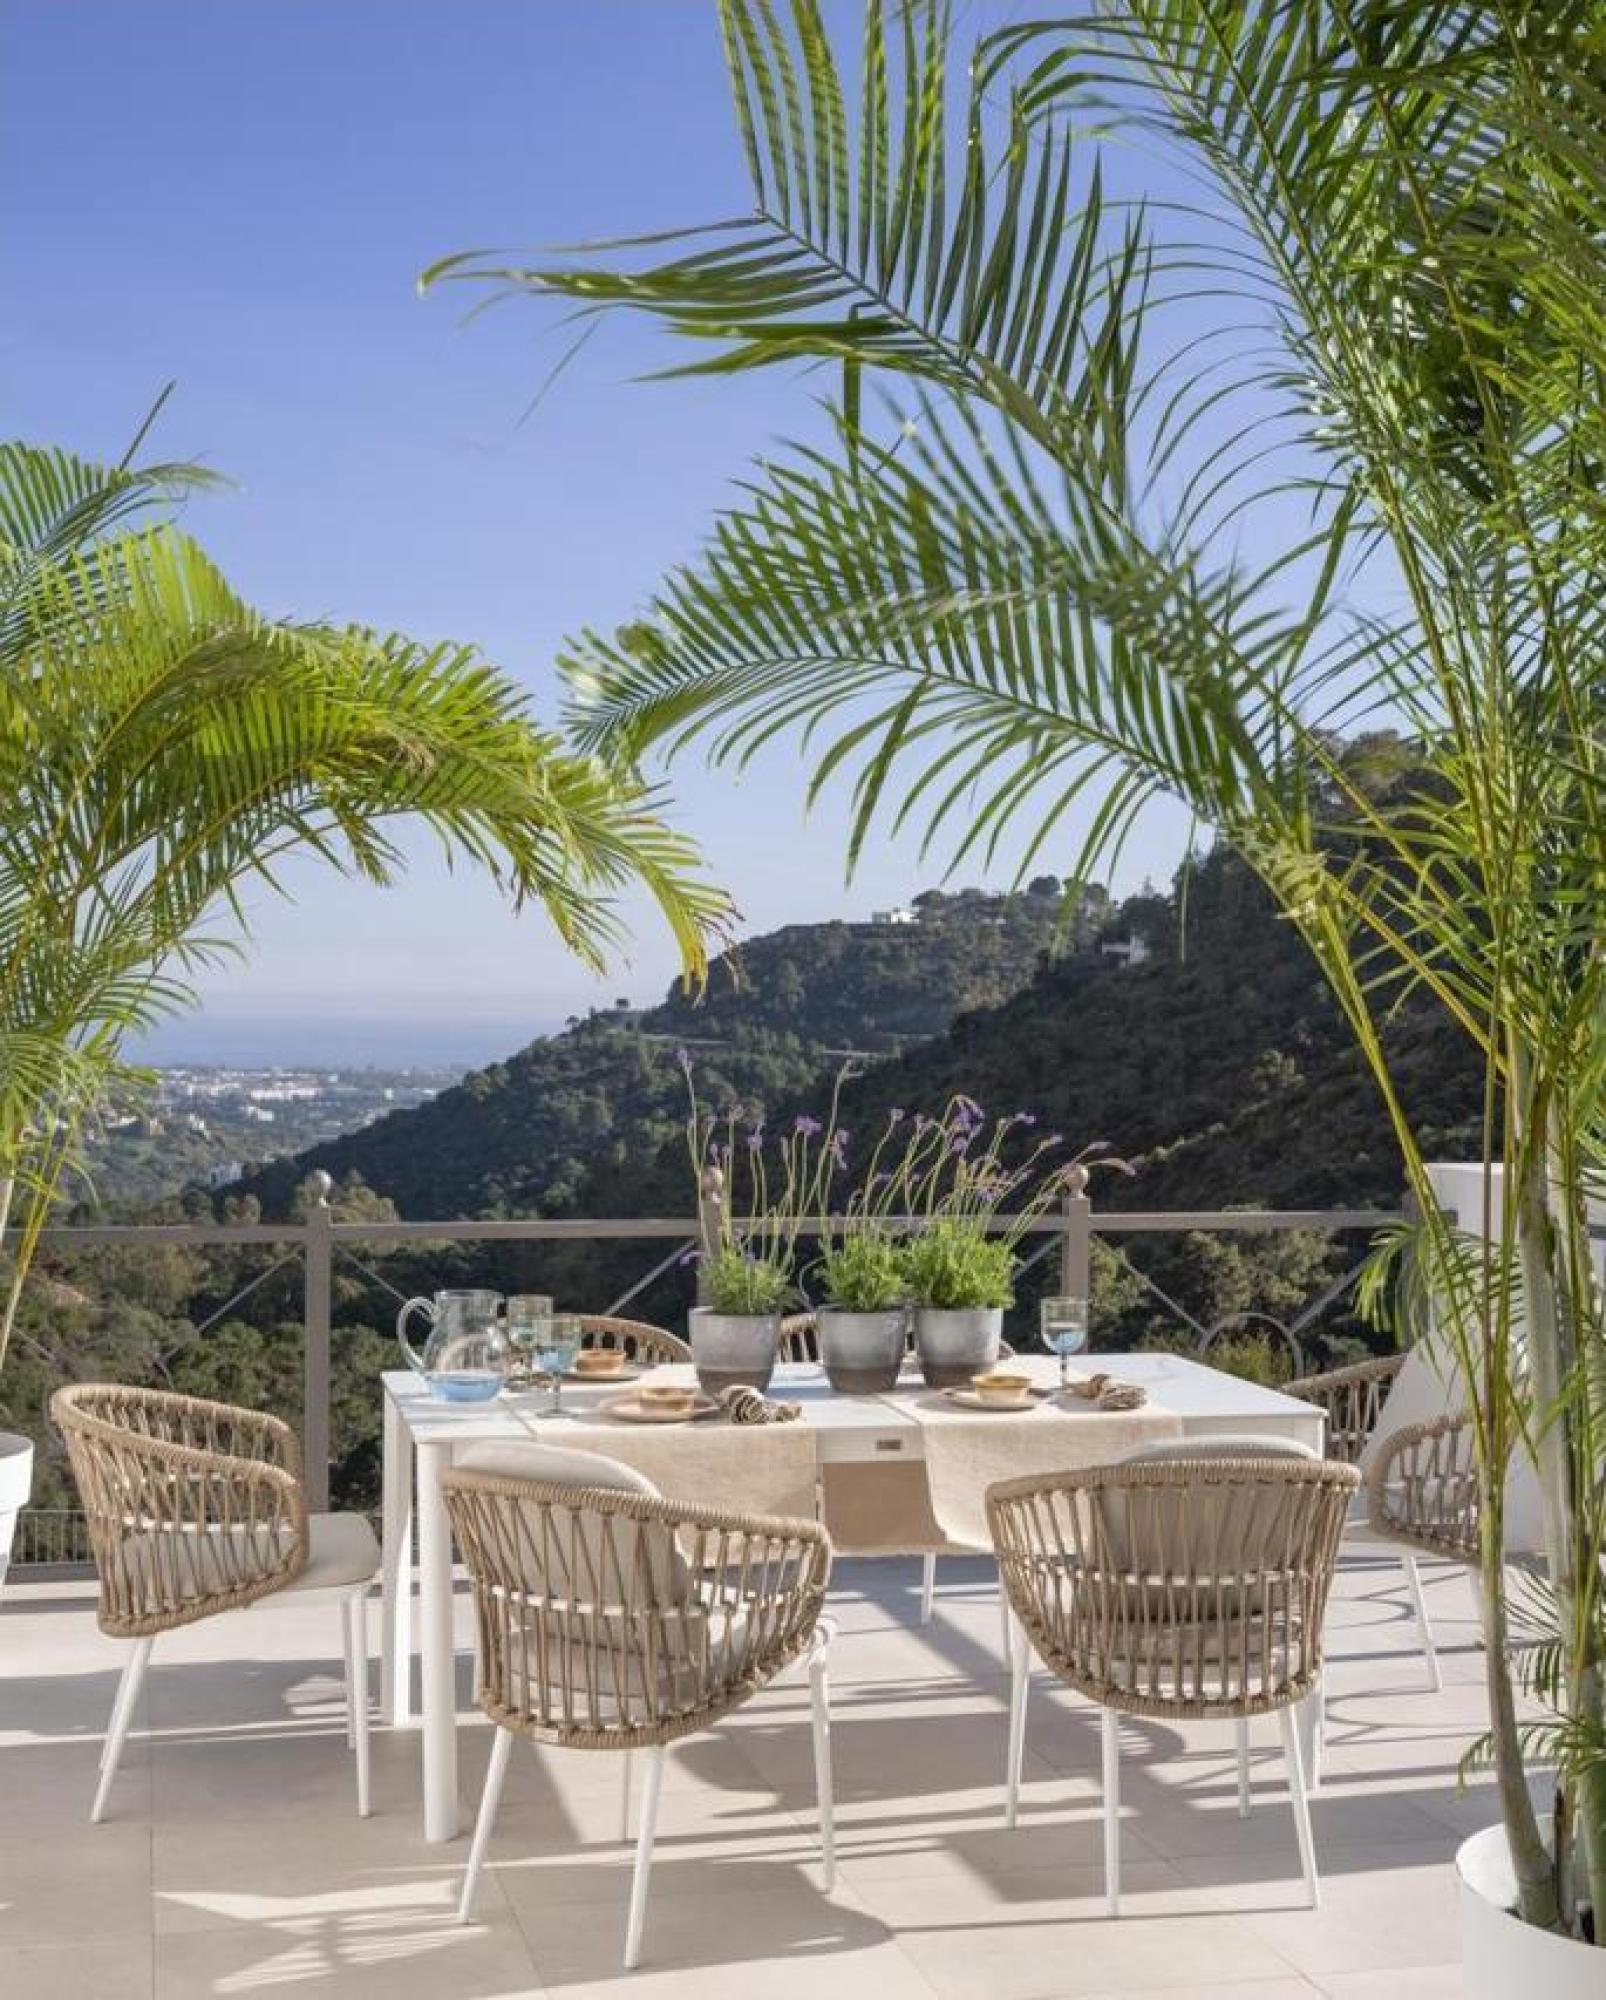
top-left (16, 1173), bottom-right (1400, 1531)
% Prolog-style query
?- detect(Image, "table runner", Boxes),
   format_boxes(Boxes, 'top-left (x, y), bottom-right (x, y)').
top-left (510, 1404), bottom-right (819, 1523)
top-left (905, 1384), bottom-right (1183, 1550)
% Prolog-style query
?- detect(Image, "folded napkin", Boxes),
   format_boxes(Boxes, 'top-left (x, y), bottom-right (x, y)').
top-left (720, 1384), bottom-right (803, 1425)
top-left (1063, 1370), bottom-right (1148, 1411)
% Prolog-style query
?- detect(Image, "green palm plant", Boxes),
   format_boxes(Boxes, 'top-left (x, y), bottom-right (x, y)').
top-left (0, 431), bottom-right (730, 1360)
top-left (429, 0), bottom-right (1606, 1938)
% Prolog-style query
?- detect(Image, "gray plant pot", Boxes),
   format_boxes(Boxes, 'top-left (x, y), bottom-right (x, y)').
top-left (817, 1307), bottom-right (908, 1394)
top-left (688, 1308), bottom-right (779, 1394)
top-left (912, 1306), bottom-right (1004, 1388)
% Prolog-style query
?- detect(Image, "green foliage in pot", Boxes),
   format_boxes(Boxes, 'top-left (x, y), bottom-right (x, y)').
top-left (814, 1229), bottom-right (907, 1313)
top-left (699, 1245), bottom-right (795, 1317)
top-left (902, 1221), bottom-right (1014, 1313)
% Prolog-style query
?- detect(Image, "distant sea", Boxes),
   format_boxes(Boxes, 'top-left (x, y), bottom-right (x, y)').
top-left (130, 1013), bottom-right (555, 1071)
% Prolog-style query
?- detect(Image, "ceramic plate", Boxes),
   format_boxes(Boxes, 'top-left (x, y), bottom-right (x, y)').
top-left (598, 1391), bottom-right (721, 1425)
top-left (940, 1386), bottom-right (1051, 1414)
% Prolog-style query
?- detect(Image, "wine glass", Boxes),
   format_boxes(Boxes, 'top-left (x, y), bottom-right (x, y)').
top-left (532, 1312), bottom-right (583, 1414)
top-left (1040, 1294), bottom-right (1090, 1391)
top-left (505, 1294), bottom-right (554, 1384)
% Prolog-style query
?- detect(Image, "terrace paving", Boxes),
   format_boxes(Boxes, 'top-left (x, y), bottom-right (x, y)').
top-left (0, 1551), bottom-right (1484, 1997)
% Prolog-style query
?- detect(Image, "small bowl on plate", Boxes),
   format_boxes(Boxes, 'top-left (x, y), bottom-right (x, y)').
top-left (574, 1348), bottom-right (628, 1380)
top-left (638, 1383), bottom-right (698, 1418)
top-left (969, 1370), bottom-right (1035, 1409)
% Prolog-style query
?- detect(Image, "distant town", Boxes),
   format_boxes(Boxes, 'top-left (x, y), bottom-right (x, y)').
top-left (82, 1065), bottom-right (461, 1206)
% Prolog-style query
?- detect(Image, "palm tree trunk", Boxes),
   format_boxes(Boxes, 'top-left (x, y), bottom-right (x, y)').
top-left (1510, 1043), bottom-right (1603, 1937)
top-left (1480, 1495), bottom-right (1562, 1929)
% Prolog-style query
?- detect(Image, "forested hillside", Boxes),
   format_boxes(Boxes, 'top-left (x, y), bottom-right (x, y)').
top-left (240, 883), bottom-right (1090, 1218)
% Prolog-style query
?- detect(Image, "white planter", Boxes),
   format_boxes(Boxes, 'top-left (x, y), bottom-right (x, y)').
top-left (912, 1306), bottom-right (1003, 1388)
top-left (0, 1432), bottom-right (35, 1590)
top-left (688, 1308), bottom-right (779, 1394)
top-left (1457, 1823), bottom-right (1606, 1998)
top-left (816, 1307), bottom-right (907, 1394)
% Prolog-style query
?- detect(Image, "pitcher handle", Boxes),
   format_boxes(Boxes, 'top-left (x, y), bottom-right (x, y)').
top-left (396, 1296), bottom-right (435, 1375)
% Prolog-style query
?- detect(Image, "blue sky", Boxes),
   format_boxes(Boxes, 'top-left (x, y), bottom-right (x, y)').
top-left (4, 0), bottom-right (1194, 1065)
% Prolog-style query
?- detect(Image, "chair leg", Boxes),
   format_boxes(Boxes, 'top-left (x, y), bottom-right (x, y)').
top-left (93, 1636), bottom-right (153, 1824)
top-left (1278, 1704), bottom-right (1320, 1909)
top-left (996, 1565), bottom-right (1011, 1661)
top-left (1004, 1613), bottom-right (1030, 1829)
top-left (344, 1591), bottom-right (372, 1818)
top-left (1234, 1716), bottom-right (1251, 1819)
top-left (457, 1727), bottom-right (513, 1924)
top-left (1302, 1681), bottom-right (1324, 1793)
top-left (1101, 1708), bottom-right (1121, 1917)
top-left (623, 1744), bottom-right (666, 1970)
top-left (808, 1633), bottom-right (835, 1891)
top-left (920, 1552), bottom-right (937, 1625)
top-left (1401, 1553), bottom-right (1442, 1691)
top-left (619, 1749), bottom-right (634, 1843)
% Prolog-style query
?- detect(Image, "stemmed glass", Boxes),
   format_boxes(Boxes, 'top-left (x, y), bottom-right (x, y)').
top-left (532, 1312), bottom-right (583, 1414)
top-left (1040, 1294), bottom-right (1090, 1392)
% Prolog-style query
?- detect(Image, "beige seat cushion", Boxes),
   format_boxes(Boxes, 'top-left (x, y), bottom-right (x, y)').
top-left (288, 1512), bottom-right (381, 1592)
top-left (118, 1509), bottom-right (376, 1618)
top-left (454, 1440), bottom-right (689, 1603)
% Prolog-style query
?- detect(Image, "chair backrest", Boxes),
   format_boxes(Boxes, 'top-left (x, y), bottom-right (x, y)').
top-left (1356, 1340), bottom-right (1467, 1481)
top-left (452, 1440), bottom-right (688, 1602)
top-left (778, 1313), bottom-right (819, 1363)
top-left (579, 1316), bottom-right (692, 1366)
top-left (442, 1451), bottom-right (830, 1746)
top-left (51, 1383), bottom-right (307, 1637)
top-left (989, 1454), bottom-right (1358, 1716)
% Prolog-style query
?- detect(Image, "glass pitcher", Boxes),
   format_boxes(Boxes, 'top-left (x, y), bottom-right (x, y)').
top-left (396, 1289), bottom-right (508, 1402)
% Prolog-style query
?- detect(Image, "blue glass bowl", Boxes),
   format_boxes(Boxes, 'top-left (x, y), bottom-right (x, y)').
top-left (430, 1371), bottom-right (504, 1404)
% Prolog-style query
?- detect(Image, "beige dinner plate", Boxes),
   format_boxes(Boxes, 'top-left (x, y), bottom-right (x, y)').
top-left (598, 1391), bottom-right (721, 1425)
top-left (939, 1386), bottom-right (1052, 1414)
top-left (564, 1361), bottom-right (644, 1384)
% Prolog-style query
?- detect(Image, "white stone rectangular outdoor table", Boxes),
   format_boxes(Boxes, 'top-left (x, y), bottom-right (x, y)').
top-left (379, 1352), bottom-right (1323, 1842)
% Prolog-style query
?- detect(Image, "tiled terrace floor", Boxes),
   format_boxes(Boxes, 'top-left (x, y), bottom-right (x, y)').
top-left (0, 1553), bottom-right (1485, 1998)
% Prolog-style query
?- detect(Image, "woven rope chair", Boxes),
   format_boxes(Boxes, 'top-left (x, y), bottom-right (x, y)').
top-left (443, 1444), bottom-right (835, 1970)
top-left (1289, 1348), bottom-right (1469, 1693)
top-left (53, 1383), bottom-right (379, 1822)
top-left (777, 1311), bottom-right (820, 1363)
top-left (578, 1315), bottom-right (692, 1366)
top-left (989, 1449), bottom-right (1357, 1914)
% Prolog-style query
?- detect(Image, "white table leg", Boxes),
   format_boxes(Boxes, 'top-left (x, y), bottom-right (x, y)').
top-left (380, 1391), bottom-right (415, 1726)
top-left (417, 1437), bottom-right (460, 1842)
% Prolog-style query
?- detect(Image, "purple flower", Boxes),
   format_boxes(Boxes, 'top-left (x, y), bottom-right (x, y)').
top-left (888, 1107), bottom-right (904, 1123)
top-left (955, 1094), bottom-right (985, 1120)
top-left (1019, 1112), bottom-right (1038, 1126)
top-left (675, 1047), bottom-right (692, 1072)
top-left (831, 1128), bottom-right (850, 1152)
top-left (794, 1114), bottom-right (823, 1137)
top-left (746, 1130), bottom-right (764, 1151)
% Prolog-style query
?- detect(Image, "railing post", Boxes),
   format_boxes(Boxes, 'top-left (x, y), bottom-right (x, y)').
top-left (303, 1171), bottom-right (333, 1511)
top-left (1061, 1166), bottom-right (1092, 1301)
top-left (695, 1165), bottom-right (723, 1309)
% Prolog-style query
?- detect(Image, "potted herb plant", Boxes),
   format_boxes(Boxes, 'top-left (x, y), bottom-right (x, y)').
top-left (682, 1053), bottom-right (818, 1393)
top-left (902, 1219), bottom-right (1016, 1388)
top-left (894, 1100), bottom-right (1106, 1388)
top-left (807, 1100), bottom-right (911, 1392)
